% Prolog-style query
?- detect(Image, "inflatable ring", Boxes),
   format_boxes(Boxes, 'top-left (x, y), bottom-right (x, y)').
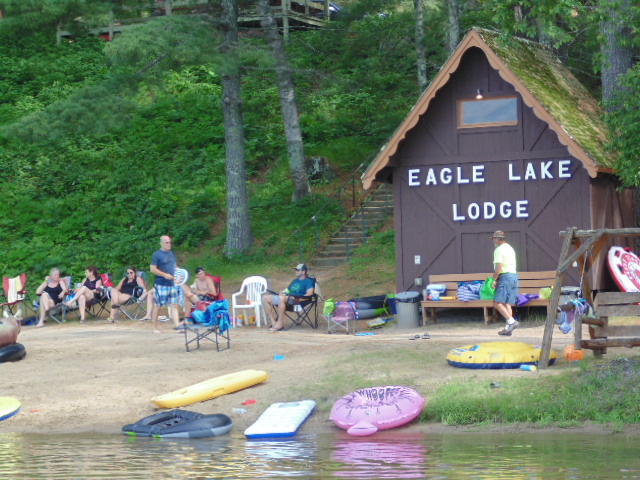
top-left (0, 343), bottom-right (26, 363)
top-left (608, 246), bottom-right (640, 292)
top-left (330, 386), bottom-right (425, 436)
top-left (0, 397), bottom-right (21, 422)
top-left (348, 295), bottom-right (388, 310)
top-left (447, 341), bottom-right (556, 369)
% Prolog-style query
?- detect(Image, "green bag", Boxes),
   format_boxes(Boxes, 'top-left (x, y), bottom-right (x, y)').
top-left (323, 298), bottom-right (336, 315)
top-left (539, 287), bottom-right (552, 299)
top-left (479, 277), bottom-right (495, 300)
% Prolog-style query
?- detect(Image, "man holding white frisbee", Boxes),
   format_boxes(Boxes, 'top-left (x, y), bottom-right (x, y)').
top-left (150, 235), bottom-right (184, 333)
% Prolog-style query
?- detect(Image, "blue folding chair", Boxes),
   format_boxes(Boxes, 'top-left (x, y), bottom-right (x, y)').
top-left (184, 299), bottom-right (231, 352)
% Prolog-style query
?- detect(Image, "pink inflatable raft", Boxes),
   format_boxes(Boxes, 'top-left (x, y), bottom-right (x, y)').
top-left (330, 386), bottom-right (425, 436)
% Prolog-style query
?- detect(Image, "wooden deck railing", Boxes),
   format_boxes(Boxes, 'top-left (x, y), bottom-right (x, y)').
top-left (56, 0), bottom-right (330, 43)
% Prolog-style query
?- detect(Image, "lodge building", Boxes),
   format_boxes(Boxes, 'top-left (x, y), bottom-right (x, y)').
top-left (362, 28), bottom-right (635, 292)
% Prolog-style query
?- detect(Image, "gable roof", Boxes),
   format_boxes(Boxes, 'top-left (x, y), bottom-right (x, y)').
top-left (362, 28), bottom-right (614, 190)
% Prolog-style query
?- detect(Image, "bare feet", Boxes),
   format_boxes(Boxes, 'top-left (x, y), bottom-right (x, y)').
top-left (153, 329), bottom-right (161, 334)
top-left (36, 323), bottom-right (44, 328)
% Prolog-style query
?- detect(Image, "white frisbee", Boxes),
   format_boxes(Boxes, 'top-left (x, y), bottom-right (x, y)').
top-left (174, 268), bottom-right (189, 286)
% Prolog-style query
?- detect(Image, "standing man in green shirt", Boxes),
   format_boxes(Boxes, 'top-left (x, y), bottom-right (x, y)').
top-left (490, 231), bottom-right (519, 336)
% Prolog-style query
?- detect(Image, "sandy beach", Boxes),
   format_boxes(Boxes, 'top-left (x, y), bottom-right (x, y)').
top-left (1, 266), bottom-right (636, 436)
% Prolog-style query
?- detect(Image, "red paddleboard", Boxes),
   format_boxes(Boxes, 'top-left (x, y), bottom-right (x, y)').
top-left (608, 246), bottom-right (640, 292)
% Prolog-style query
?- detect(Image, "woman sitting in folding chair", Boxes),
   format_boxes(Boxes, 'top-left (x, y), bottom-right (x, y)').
top-left (64, 265), bottom-right (103, 324)
top-left (107, 268), bottom-right (146, 323)
top-left (35, 268), bottom-right (68, 328)
top-left (262, 263), bottom-right (315, 332)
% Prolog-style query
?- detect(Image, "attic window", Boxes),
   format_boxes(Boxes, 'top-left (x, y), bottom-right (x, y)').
top-left (457, 96), bottom-right (518, 128)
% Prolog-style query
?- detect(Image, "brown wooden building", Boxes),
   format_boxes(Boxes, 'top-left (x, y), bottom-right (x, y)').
top-left (362, 28), bottom-right (635, 292)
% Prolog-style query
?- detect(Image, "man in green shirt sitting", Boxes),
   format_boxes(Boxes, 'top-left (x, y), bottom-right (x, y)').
top-left (263, 263), bottom-right (315, 332)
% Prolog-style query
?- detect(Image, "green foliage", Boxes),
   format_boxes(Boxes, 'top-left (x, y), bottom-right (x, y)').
top-left (607, 64), bottom-right (640, 187)
top-left (0, 0), bottom-right (633, 283)
top-left (428, 358), bottom-right (640, 425)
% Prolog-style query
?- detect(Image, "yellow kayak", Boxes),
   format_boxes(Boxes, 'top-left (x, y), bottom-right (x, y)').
top-left (152, 369), bottom-right (268, 408)
top-left (0, 397), bottom-right (21, 421)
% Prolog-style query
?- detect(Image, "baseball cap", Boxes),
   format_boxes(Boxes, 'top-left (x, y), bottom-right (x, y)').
top-left (490, 230), bottom-right (506, 239)
top-left (294, 263), bottom-right (308, 272)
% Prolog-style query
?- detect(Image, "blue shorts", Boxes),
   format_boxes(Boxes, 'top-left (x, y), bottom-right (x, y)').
top-left (154, 285), bottom-right (184, 307)
top-left (494, 273), bottom-right (518, 305)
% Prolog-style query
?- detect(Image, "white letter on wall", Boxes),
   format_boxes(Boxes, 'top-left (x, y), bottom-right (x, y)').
top-left (408, 169), bottom-right (420, 186)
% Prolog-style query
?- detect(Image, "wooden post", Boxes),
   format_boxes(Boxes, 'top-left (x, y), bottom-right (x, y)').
top-left (540, 227), bottom-right (575, 368)
top-left (108, 11), bottom-right (114, 41)
top-left (283, 0), bottom-right (290, 40)
top-left (324, 0), bottom-right (329, 20)
top-left (165, 0), bottom-right (172, 16)
top-left (304, 0), bottom-right (309, 15)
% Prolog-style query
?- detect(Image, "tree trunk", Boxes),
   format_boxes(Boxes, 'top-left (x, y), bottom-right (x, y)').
top-left (220, 0), bottom-right (252, 257)
top-left (414, 0), bottom-right (427, 93)
top-left (599, 0), bottom-right (634, 111)
top-left (446, 0), bottom-right (460, 55)
top-left (258, 0), bottom-right (311, 202)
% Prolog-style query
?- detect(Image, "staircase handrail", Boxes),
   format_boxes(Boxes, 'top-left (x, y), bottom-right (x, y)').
top-left (292, 160), bottom-right (368, 235)
top-left (292, 159), bottom-right (390, 263)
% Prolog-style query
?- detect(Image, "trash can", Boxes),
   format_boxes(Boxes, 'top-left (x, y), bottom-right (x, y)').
top-left (395, 291), bottom-right (421, 328)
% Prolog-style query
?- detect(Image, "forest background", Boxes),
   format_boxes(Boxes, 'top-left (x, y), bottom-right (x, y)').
top-left (0, 0), bottom-right (638, 284)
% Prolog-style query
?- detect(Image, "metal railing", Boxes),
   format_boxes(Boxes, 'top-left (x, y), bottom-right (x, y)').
top-left (292, 162), bottom-right (392, 263)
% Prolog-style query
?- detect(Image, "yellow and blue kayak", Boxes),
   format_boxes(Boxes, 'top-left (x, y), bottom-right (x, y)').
top-left (152, 369), bottom-right (268, 408)
top-left (0, 397), bottom-right (21, 421)
top-left (447, 341), bottom-right (556, 369)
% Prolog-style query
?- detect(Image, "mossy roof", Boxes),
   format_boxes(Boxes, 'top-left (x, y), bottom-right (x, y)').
top-left (362, 28), bottom-right (613, 190)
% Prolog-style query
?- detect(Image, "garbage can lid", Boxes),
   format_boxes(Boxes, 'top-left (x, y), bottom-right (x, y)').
top-left (395, 291), bottom-right (420, 302)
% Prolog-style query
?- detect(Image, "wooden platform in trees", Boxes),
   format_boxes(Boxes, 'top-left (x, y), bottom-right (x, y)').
top-left (56, 0), bottom-right (330, 43)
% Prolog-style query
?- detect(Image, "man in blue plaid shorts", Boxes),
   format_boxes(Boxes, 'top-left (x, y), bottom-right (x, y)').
top-left (150, 235), bottom-right (183, 333)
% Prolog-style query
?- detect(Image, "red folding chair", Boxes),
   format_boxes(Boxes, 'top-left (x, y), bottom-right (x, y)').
top-left (2, 274), bottom-right (27, 317)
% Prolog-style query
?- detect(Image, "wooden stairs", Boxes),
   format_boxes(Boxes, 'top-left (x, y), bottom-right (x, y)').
top-left (314, 184), bottom-right (393, 268)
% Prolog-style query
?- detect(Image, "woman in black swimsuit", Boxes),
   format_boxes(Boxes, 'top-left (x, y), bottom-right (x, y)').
top-left (108, 268), bottom-right (146, 323)
top-left (65, 265), bottom-right (103, 324)
top-left (35, 268), bottom-right (69, 328)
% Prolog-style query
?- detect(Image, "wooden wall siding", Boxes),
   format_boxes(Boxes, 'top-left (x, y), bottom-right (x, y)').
top-left (392, 48), bottom-right (591, 291)
top-left (590, 176), bottom-right (637, 289)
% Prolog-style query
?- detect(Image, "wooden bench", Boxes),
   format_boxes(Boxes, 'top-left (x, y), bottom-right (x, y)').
top-left (421, 271), bottom-right (555, 325)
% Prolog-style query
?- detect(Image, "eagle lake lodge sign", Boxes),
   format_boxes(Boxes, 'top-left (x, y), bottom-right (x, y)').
top-left (408, 160), bottom-right (572, 222)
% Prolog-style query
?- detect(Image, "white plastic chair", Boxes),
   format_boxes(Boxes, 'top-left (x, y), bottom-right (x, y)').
top-left (231, 276), bottom-right (268, 327)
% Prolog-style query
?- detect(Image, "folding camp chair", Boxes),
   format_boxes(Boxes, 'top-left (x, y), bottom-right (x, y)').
top-left (184, 299), bottom-right (231, 352)
top-left (327, 301), bottom-right (358, 334)
top-left (1, 274), bottom-right (27, 318)
top-left (112, 271), bottom-right (148, 321)
top-left (44, 276), bottom-right (73, 324)
top-left (272, 276), bottom-right (320, 330)
top-left (231, 275), bottom-right (268, 327)
top-left (85, 273), bottom-right (113, 320)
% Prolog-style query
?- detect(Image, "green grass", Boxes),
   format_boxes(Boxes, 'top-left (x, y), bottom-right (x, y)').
top-left (427, 357), bottom-right (640, 426)
top-left (290, 346), bottom-right (441, 415)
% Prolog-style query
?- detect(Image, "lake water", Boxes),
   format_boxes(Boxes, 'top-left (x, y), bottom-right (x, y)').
top-left (1, 430), bottom-right (639, 479)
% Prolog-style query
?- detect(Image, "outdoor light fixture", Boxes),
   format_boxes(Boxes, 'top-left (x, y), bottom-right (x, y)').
top-left (475, 88), bottom-right (483, 100)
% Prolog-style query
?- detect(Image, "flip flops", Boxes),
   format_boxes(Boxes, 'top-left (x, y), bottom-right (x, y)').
top-left (409, 333), bottom-right (431, 340)
top-left (267, 326), bottom-right (284, 333)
